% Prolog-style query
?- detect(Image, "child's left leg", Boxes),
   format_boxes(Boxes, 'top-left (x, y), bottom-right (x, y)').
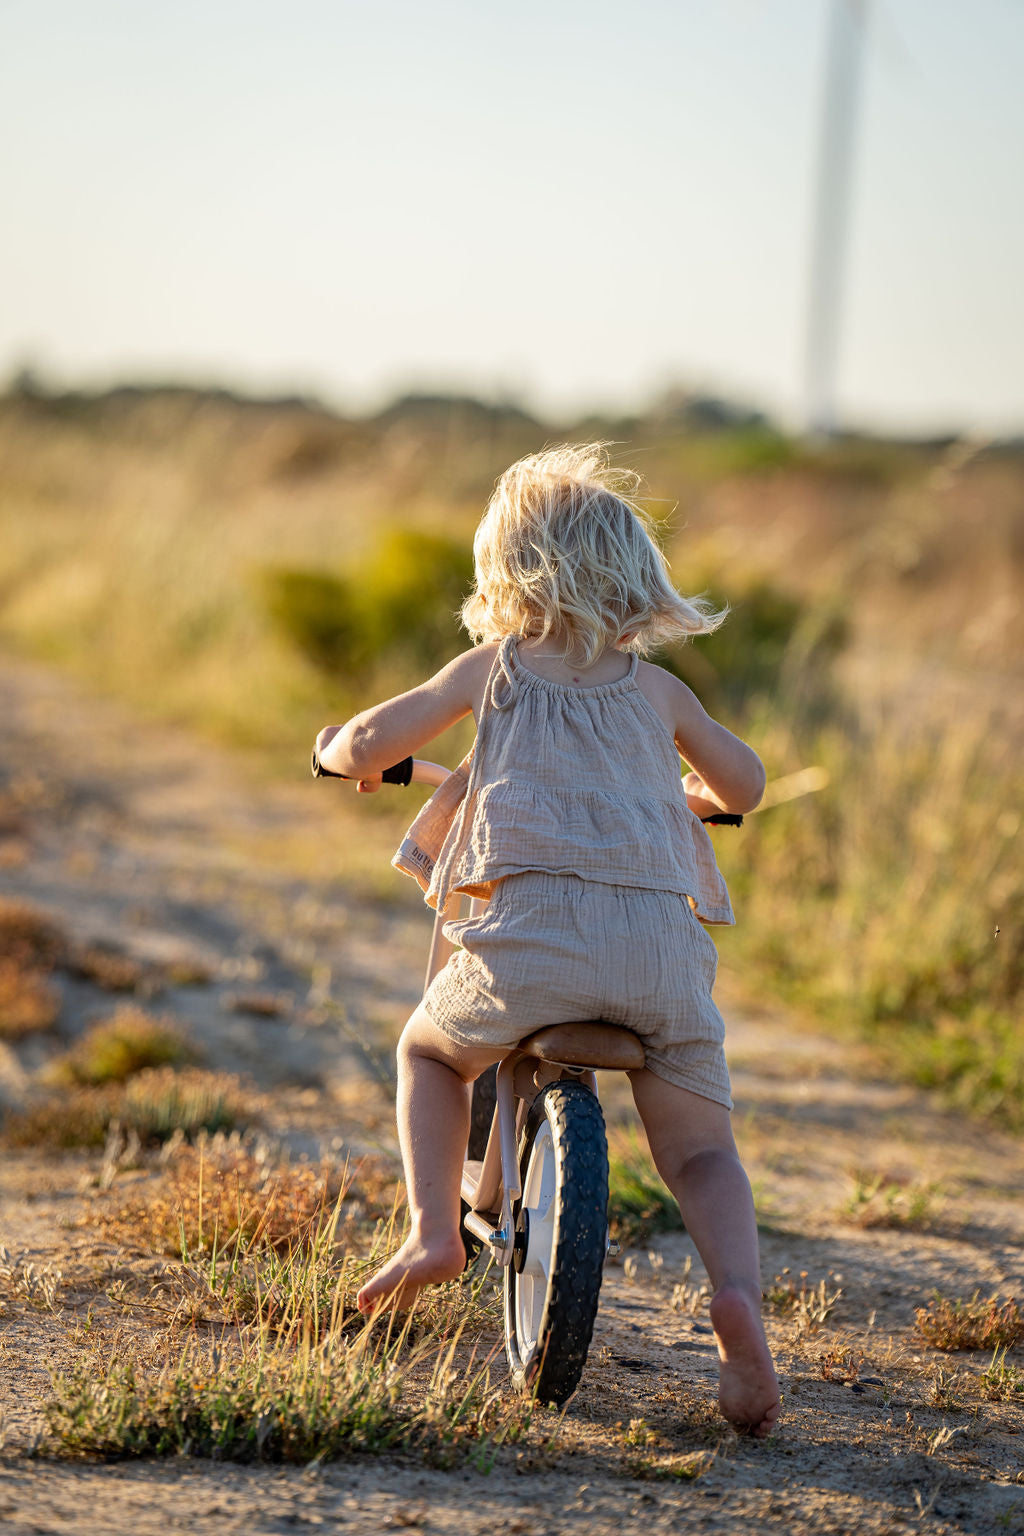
top-left (630, 1068), bottom-right (781, 1437)
top-left (357, 1004), bottom-right (508, 1313)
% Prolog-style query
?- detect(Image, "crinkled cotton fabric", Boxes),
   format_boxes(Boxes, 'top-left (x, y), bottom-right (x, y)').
top-left (423, 871), bottom-right (732, 1109)
top-left (393, 637), bottom-right (734, 924)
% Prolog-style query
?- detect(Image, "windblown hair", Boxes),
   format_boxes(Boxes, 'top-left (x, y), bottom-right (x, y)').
top-left (461, 443), bottom-right (725, 666)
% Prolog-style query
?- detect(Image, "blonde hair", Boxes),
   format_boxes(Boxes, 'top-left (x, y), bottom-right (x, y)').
top-left (461, 443), bottom-right (725, 666)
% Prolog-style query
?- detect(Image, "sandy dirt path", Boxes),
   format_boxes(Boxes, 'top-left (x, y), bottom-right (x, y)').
top-left (1, 655), bottom-right (1022, 1536)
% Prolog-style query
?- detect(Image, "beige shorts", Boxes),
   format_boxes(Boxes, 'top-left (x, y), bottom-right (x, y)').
top-left (422, 871), bottom-right (732, 1109)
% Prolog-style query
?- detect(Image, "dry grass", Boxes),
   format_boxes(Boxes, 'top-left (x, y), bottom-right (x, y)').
top-left (93, 1138), bottom-right (399, 1258)
top-left (914, 1293), bottom-right (1024, 1353)
top-left (1, 391), bottom-right (1021, 1127)
top-left (0, 897), bottom-right (66, 968)
top-left (716, 690), bottom-right (1023, 1129)
top-left (47, 1007), bottom-right (198, 1086)
top-left (0, 897), bottom-right (65, 1038)
top-left (0, 957), bottom-right (60, 1038)
top-left (42, 1326), bottom-right (533, 1468)
top-left (669, 1256), bottom-right (711, 1317)
top-left (83, 1133), bottom-right (510, 1358)
top-left (763, 1270), bottom-right (843, 1333)
top-left (81, 1136), bottom-right (497, 1343)
top-left (39, 1137), bottom-right (517, 1468)
top-left (2, 1068), bottom-right (252, 1150)
top-left (0, 1248), bottom-right (64, 1314)
top-left (65, 944), bottom-right (147, 993)
top-left (839, 1171), bottom-right (943, 1231)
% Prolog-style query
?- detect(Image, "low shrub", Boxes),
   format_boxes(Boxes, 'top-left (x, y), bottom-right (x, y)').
top-left (0, 898), bottom-right (65, 969)
top-left (914, 1293), bottom-right (1023, 1353)
top-left (65, 944), bottom-right (146, 993)
top-left (48, 1008), bottom-right (197, 1086)
top-left (2, 1068), bottom-right (251, 1150)
top-left (262, 527), bottom-right (472, 691)
top-left (0, 899), bottom-right (64, 1038)
top-left (0, 958), bottom-right (60, 1038)
top-left (656, 571), bottom-right (846, 714)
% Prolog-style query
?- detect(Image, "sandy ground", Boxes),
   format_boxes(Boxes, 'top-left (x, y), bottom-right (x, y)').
top-left (1, 655), bottom-right (1022, 1536)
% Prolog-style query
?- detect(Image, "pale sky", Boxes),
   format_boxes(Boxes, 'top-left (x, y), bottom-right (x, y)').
top-left (2, 0), bottom-right (1022, 433)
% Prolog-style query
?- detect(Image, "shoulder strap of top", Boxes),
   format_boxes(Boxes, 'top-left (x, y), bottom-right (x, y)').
top-left (488, 635), bottom-right (520, 712)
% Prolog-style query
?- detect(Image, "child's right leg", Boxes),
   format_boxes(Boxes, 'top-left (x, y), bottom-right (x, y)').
top-left (357, 1004), bottom-right (508, 1315)
top-left (629, 1068), bottom-right (780, 1437)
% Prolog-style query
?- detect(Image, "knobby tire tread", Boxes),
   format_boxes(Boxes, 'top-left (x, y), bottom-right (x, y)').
top-left (504, 1080), bottom-right (608, 1405)
top-left (461, 1067), bottom-right (499, 1266)
top-left (467, 1066), bottom-right (497, 1162)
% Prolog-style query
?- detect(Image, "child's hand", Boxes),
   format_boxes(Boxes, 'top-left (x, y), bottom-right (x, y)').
top-left (683, 771), bottom-right (725, 821)
top-left (315, 724), bottom-right (379, 790)
top-left (316, 725), bottom-right (342, 755)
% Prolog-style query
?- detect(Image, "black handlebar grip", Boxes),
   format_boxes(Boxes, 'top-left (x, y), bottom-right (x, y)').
top-left (310, 747), bottom-right (413, 786)
top-left (380, 756), bottom-right (414, 786)
top-left (701, 812), bottom-right (744, 826)
top-left (311, 747), bottom-right (346, 779)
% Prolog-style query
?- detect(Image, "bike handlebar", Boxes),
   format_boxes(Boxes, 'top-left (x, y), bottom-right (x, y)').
top-left (310, 748), bottom-right (740, 821)
top-left (310, 749), bottom-right (451, 789)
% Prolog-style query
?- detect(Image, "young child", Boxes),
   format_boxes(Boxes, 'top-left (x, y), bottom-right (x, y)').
top-left (316, 444), bottom-right (780, 1437)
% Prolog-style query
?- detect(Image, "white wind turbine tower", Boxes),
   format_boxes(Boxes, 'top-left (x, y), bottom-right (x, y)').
top-left (805, 0), bottom-right (870, 438)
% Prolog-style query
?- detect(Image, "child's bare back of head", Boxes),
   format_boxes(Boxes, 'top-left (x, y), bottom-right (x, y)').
top-left (462, 443), bottom-right (724, 666)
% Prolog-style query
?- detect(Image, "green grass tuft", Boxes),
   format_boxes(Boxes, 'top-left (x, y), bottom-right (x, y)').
top-left (607, 1124), bottom-right (680, 1247)
top-left (42, 1329), bottom-right (532, 1467)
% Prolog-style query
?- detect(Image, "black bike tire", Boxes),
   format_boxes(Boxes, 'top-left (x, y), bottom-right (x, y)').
top-left (503, 1080), bottom-right (608, 1405)
top-left (467, 1064), bottom-right (498, 1161)
top-left (460, 1066), bottom-right (499, 1266)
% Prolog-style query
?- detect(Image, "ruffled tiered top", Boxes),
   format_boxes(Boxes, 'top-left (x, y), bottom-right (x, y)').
top-left (393, 637), bottom-right (735, 925)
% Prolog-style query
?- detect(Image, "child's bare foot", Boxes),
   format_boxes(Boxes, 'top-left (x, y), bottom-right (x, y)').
top-left (356, 1231), bottom-right (466, 1315)
top-left (709, 1283), bottom-right (781, 1438)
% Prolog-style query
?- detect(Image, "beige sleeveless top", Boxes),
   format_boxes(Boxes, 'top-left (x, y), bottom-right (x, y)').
top-left (393, 636), bottom-right (735, 925)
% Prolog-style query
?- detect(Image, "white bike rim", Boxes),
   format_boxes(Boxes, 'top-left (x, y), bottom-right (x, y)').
top-left (514, 1118), bottom-right (558, 1362)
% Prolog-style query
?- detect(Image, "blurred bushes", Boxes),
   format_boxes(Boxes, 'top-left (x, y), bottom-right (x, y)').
top-left (262, 528), bottom-right (473, 689)
top-left (658, 573), bottom-right (847, 715)
top-left (263, 521), bottom-right (847, 723)
top-left (1, 384), bottom-right (1021, 1129)
top-left (262, 569), bottom-right (362, 673)
top-left (714, 690), bottom-right (1023, 1129)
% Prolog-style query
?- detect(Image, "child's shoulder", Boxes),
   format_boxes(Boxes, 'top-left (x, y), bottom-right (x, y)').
top-left (635, 656), bottom-right (696, 703)
top-left (433, 642), bottom-right (501, 715)
top-left (443, 641), bottom-right (500, 680)
top-left (635, 657), bottom-right (702, 736)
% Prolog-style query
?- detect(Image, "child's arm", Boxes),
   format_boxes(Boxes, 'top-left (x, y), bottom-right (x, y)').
top-left (674, 689), bottom-right (765, 814)
top-left (315, 646), bottom-right (494, 786)
top-left (643, 667), bottom-right (766, 815)
top-left (682, 772), bottom-right (733, 821)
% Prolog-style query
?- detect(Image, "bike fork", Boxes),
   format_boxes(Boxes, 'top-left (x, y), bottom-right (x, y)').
top-left (460, 1057), bottom-right (598, 1269)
